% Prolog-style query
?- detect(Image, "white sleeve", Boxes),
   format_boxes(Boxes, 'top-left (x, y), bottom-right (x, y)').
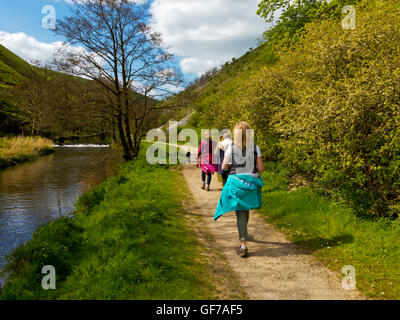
top-left (220, 139), bottom-right (230, 151)
top-left (256, 146), bottom-right (262, 157)
top-left (224, 144), bottom-right (233, 164)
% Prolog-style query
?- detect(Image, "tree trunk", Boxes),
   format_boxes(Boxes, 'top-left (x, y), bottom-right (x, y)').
top-left (133, 139), bottom-right (141, 158)
top-left (117, 110), bottom-right (132, 161)
top-left (112, 119), bottom-right (117, 143)
top-left (124, 106), bottom-right (135, 154)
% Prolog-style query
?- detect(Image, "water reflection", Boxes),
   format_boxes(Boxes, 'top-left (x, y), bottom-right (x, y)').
top-left (0, 147), bottom-right (120, 271)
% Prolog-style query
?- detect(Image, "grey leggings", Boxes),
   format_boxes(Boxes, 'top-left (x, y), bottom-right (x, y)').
top-left (236, 210), bottom-right (249, 241)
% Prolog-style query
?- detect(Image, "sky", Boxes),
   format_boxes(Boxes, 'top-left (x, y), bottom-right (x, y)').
top-left (0, 0), bottom-right (268, 85)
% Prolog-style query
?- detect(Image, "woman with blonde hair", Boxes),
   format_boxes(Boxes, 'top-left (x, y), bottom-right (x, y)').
top-left (214, 122), bottom-right (264, 258)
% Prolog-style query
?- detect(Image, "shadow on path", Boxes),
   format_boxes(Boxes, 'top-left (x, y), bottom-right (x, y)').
top-left (248, 234), bottom-right (354, 258)
top-left (294, 234), bottom-right (354, 252)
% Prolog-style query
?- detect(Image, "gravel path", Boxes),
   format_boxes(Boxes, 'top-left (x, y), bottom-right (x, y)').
top-left (182, 164), bottom-right (364, 300)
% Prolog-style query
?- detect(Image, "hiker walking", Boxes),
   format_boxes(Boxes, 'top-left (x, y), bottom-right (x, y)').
top-left (186, 150), bottom-right (191, 164)
top-left (196, 131), bottom-right (218, 191)
top-left (214, 122), bottom-right (265, 258)
top-left (215, 132), bottom-right (233, 187)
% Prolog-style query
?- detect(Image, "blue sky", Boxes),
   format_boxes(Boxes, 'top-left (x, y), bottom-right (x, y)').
top-left (0, 0), bottom-right (268, 84)
top-left (0, 0), bottom-right (70, 43)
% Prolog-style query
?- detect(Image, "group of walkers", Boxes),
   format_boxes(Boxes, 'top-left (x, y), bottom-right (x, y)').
top-left (195, 122), bottom-right (265, 258)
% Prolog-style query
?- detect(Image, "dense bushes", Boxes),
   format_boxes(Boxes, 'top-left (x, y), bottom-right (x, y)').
top-left (269, 0), bottom-right (400, 216)
top-left (191, 0), bottom-right (399, 217)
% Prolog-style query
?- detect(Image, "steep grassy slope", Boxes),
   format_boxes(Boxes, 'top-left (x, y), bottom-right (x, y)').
top-left (0, 44), bottom-right (47, 130)
top-left (187, 45), bottom-right (276, 127)
top-left (0, 44), bottom-right (35, 87)
top-left (174, 42), bottom-right (281, 137)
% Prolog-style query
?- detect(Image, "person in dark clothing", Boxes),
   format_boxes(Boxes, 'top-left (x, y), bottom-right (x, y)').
top-left (186, 151), bottom-right (191, 164)
top-left (216, 133), bottom-right (233, 187)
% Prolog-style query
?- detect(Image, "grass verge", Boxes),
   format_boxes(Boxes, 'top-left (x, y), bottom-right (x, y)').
top-left (0, 151), bottom-right (221, 299)
top-left (259, 162), bottom-right (400, 300)
top-left (0, 136), bottom-right (54, 169)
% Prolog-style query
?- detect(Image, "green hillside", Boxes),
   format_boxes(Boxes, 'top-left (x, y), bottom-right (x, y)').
top-left (191, 48), bottom-right (271, 116)
top-left (0, 44), bottom-right (159, 142)
top-left (0, 44), bottom-right (35, 87)
top-left (0, 45), bottom-right (35, 134)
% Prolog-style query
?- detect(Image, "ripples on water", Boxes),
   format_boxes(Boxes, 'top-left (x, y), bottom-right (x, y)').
top-left (0, 146), bottom-right (121, 281)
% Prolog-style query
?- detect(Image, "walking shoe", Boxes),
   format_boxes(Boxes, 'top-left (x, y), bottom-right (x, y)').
top-left (236, 246), bottom-right (249, 258)
top-left (201, 183), bottom-right (205, 190)
top-left (205, 185), bottom-right (210, 192)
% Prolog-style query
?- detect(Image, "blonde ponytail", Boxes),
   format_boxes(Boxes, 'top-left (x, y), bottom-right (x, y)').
top-left (234, 121), bottom-right (252, 149)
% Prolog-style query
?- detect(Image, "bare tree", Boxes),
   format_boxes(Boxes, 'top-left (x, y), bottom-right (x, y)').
top-left (52, 0), bottom-right (182, 160)
top-left (9, 70), bottom-right (53, 136)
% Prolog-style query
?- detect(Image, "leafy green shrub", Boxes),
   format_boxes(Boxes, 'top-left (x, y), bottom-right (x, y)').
top-left (187, 0), bottom-right (399, 217)
top-left (270, 0), bottom-right (400, 216)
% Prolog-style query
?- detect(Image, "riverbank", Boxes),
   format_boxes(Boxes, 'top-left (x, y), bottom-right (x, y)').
top-left (0, 151), bottom-right (230, 299)
top-left (258, 162), bottom-right (400, 300)
top-left (1, 143), bottom-right (399, 299)
top-left (0, 136), bottom-right (54, 169)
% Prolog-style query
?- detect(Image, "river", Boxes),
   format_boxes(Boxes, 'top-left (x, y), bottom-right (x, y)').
top-left (0, 146), bottom-right (120, 280)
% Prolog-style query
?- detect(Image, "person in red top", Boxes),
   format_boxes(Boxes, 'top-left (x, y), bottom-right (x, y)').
top-left (196, 131), bottom-right (218, 191)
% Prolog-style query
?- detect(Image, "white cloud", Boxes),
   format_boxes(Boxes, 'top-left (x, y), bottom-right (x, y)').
top-left (1, 0), bottom-right (267, 80)
top-left (0, 31), bottom-right (102, 73)
top-left (150, 0), bottom-right (267, 76)
top-left (180, 57), bottom-right (221, 76)
top-left (0, 31), bottom-right (63, 65)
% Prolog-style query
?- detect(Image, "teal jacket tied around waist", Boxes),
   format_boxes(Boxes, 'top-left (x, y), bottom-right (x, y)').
top-left (214, 174), bottom-right (264, 221)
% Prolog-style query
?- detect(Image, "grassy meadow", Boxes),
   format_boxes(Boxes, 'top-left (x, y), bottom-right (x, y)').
top-left (259, 162), bottom-right (400, 300)
top-left (0, 136), bottom-right (54, 169)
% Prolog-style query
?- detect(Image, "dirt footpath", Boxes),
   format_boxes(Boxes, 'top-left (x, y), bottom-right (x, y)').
top-left (182, 165), bottom-right (364, 300)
